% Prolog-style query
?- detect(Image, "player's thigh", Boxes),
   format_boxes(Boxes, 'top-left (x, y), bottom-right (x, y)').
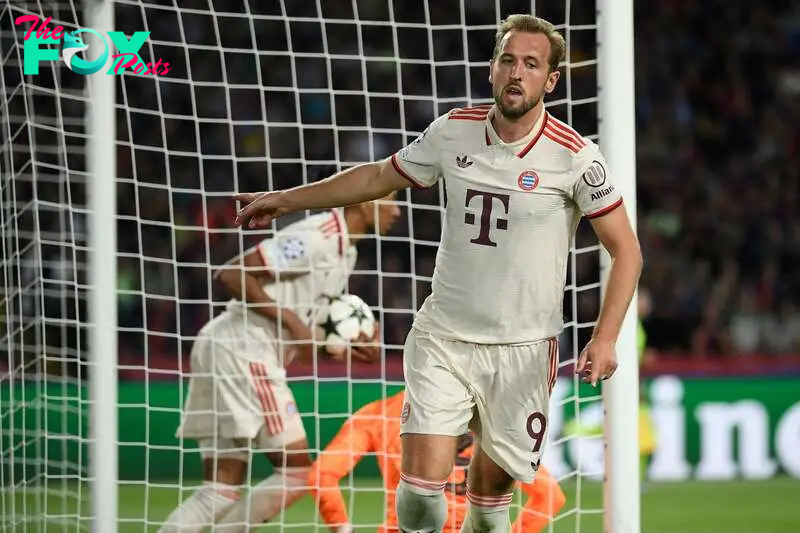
top-left (177, 335), bottom-right (249, 440)
top-left (250, 367), bottom-right (311, 468)
top-left (185, 339), bottom-right (265, 485)
top-left (195, 360), bottom-right (310, 477)
top-left (400, 329), bottom-right (474, 480)
top-left (179, 320), bottom-right (286, 443)
top-left (474, 337), bottom-right (559, 484)
top-left (400, 328), bottom-right (475, 437)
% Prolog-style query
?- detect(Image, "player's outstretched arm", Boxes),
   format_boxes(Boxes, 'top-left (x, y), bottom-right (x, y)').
top-left (309, 415), bottom-right (375, 533)
top-left (513, 467), bottom-right (567, 532)
top-left (577, 206), bottom-right (643, 385)
top-left (234, 158), bottom-right (410, 229)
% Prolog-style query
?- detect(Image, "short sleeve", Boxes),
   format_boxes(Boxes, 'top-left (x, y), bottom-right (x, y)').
top-left (390, 113), bottom-right (448, 188)
top-left (256, 219), bottom-right (334, 274)
top-left (572, 143), bottom-right (623, 219)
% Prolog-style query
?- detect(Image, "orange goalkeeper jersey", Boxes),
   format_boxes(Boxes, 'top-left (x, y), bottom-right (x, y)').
top-left (309, 391), bottom-right (566, 532)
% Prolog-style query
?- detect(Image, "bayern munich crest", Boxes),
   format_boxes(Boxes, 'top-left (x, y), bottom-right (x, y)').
top-left (517, 170), bottom-right (540, 191)
top-left (401, 402), bottom-right (411, 423)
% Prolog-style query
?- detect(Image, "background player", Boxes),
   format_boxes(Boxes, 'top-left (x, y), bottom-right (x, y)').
top-left (159, 197), bottom-right (400, 532)
top-left (309, 389), bottom-right (566, 532)
top-left (233, 14), bottom-right (642, 533)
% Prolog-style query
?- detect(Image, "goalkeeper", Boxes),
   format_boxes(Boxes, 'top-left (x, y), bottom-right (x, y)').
top-left (159, 197), bottom-right (399, 532)
top-left (309, 390), bottom-right (566, 532)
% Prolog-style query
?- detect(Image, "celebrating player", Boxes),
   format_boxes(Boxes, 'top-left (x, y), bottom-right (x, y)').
top-left (309, 389), bottom-right (566, 532)
top-left (234, 14), bottom-right (642, 533)
top-left (159, 197), bottom-right (400, 532)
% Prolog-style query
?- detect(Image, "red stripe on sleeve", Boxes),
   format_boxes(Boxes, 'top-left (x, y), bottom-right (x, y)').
top-left (390, 153), bottom-right (428, 189)
top-left (585, 198), bottom-right (623, 219)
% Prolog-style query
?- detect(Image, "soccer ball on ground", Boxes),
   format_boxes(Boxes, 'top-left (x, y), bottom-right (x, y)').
top-left (320, 294), bottom-right (376, 356)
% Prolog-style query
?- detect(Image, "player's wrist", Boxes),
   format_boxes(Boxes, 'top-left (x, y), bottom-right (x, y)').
top-left (275, 190), bottom-right (302, 216)
top-left (589, 335), bottom-right (616, 345)
top-left (590, 328), bottom-right (618, 345)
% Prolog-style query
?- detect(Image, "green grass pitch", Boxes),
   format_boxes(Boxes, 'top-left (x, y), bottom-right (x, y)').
top-left (5, 477), bottom-right (799, 532)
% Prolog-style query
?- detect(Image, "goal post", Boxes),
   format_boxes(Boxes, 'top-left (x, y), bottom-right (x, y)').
top-left (598, 0), bottom-right (641, 532)
top-left (85, 1), bottom-right (118, 532)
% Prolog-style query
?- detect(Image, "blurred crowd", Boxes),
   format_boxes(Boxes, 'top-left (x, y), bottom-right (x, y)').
top-left (634, 1), bottom-right (800, 355)
top-left (3, 0), bottom-right (800, 379)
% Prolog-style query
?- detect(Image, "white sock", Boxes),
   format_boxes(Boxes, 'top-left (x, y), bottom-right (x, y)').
top-left (459, 490), bottom-right (513, 533)
top-left (158, 482), bottom-right (240, 533)
top-left (215, 466), bottom-right (310, 532)
top-left (395, 474), bottom-right (447, 533)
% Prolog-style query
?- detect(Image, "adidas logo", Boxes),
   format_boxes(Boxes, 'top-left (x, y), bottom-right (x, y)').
top-left (456, 154), bottom-right (473, 168)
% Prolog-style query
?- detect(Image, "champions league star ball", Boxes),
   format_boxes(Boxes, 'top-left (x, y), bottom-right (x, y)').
top-left (321, 294), bottom-right (376, 355)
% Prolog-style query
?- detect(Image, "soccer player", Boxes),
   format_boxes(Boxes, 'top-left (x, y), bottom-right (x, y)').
top-left (159, 197), bottom-right (400, 533)
top-left (309, 390), bottom-right (566, 532)
top-left (233, 14), bottom-right (642, 533)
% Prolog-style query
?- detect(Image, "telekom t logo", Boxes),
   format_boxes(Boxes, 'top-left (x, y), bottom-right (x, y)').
top-left (463, 188), bottom-right (510, 247)
top-left (15, 15), bottom-right (170, 76)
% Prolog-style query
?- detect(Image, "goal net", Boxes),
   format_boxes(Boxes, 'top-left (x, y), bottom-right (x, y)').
top-left (1, 0), bottom-right (622, 531)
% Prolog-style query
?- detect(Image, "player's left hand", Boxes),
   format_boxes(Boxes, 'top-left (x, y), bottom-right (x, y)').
top-left (575, 338), bottom-right (618, 387)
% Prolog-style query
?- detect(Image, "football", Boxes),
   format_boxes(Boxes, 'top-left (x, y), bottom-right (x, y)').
top-left (320, 294), bottom-right (376, 355)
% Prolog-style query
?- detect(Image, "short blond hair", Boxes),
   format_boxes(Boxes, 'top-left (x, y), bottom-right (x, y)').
top-left (493, 14), bottom-right (566, 73)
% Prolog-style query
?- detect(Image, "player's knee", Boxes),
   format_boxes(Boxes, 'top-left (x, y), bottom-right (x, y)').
top-left (263, 437), bottom-right (312, 468)
top-left (401, 433), bottom-right (460, 481)
top-left (197, 438), bottom-right (249, 485)
top-left (395, 473), bottom-right (447, 532)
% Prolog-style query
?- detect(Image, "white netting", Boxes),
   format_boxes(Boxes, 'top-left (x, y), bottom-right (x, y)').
top-left (1, 0), bottom-right (607, 531)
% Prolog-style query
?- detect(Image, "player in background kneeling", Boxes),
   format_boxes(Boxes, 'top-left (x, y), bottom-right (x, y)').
top-left (309, 390), bottom-right (566, 532)
top-left (158, 195), bottom-right (400, 533)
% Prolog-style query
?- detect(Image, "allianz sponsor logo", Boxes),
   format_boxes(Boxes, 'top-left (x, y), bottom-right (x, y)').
top-left (590, 185), bottom-right (615, 202)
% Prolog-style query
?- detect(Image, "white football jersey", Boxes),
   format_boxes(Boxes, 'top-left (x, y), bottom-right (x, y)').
top-left (392, 105), bottom-right (623, 344)
top-left (225, 208), bottom-right (357, 332)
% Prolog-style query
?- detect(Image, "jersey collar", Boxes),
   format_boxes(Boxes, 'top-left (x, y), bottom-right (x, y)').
top-left (484, 108), bottom-right (548, 158)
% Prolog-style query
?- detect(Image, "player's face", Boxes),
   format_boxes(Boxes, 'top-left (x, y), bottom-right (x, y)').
top-left (489, 31), bottom-right (560, 120)
top-left (368, 192), bottom-right (401, 235)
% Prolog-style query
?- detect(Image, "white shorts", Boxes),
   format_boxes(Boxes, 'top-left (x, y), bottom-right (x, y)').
top-left (400, 328), bottom-right (559, 483)
top-left (176, 312), bottom-right (306, 459)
